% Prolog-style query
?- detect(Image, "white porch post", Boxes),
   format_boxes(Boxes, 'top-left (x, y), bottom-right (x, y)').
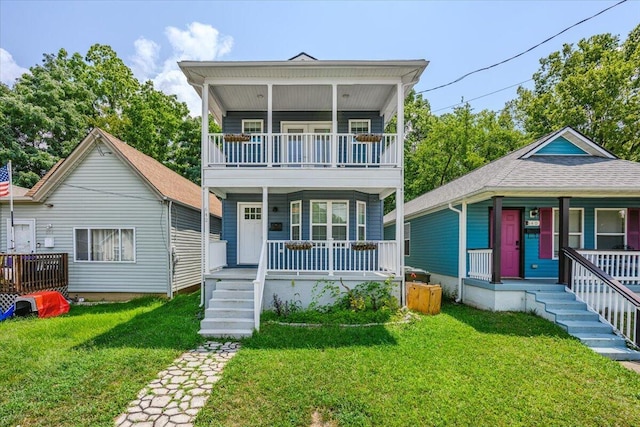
top-left (200, 84), bottom-right (210, 306)
top-left (331, 83), bottom-right (338, 167)
top-left (459, 201), bottom-right (467, 301)
top-left (396, 82), bottom-right (405, 305)
top-left (267, 84), bottom-right (273, 167)
top-left (262, 186), bottom-right (269, 248)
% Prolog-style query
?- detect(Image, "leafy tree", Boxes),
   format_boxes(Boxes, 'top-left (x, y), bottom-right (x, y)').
top-left (511, 24), bottom-right (640, 160)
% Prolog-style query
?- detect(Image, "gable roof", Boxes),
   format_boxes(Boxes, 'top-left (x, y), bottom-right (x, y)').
top-left (385, 127), bottom-right (640, 223)
top-left (26, 128), bottom-right (222, 217)
top-left (288, 52), bottom-right (317, 61)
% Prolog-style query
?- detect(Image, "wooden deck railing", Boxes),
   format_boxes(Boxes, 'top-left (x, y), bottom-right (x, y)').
top-left (0, 253), bottom-right (69, 294)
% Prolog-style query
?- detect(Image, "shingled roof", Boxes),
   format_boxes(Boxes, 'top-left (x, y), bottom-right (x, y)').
top-left (385, 127), bottom-right (640, 223)
top-left (26, 128), bottom-right (221, 217)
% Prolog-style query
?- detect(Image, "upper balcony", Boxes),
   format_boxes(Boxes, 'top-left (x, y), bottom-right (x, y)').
top-left (207, 132), bottom-right (398, 168)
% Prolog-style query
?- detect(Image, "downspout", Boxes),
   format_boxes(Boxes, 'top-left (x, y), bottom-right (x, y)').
top-left (167, 199), bottom-right (174, 299)
top-left (448, 202), bottom-right (467, 303)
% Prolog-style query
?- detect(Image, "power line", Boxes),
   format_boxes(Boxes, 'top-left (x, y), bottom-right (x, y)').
top-left (419, 0), bottom-right (628, 94)
top-left (432, 78), bottom-right (533, 113)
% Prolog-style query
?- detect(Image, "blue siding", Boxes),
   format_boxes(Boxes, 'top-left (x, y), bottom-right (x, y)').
top-left (407, 209), bottom-right (459, 277)
top-left (222, 111), bottom-right (383, 133)
top-left (223, 190), bottom-right (384, 267)
top-left (534, 136), bottom-right (588, 155)
top-left (467, 197), bottom-right (640, 278)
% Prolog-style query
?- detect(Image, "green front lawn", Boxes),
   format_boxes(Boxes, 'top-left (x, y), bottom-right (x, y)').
top-left (1, 294), bottom-right (639, 426)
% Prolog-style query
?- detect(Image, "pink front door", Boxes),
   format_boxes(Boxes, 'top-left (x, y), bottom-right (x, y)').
top-left (501, 210), bottom-right (521, 277)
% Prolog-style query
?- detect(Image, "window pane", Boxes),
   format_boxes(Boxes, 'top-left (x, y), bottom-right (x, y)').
top-left (91, 229), bottom-right (118, 261)
top-left (404, 239), bottom-right (410, 256)
top-left (312, 225), bottom-right (327, 240)
top-left (569, 235), bottom-right (581, 249)
top-left (597, 235), bottom-right (624, 250)
top-left (121, 229), bottom-right (134, 261)
top-left (332, 202), bottom-right (347, 224)
top-left (75, 229), bottom-right (88, 261)
top-left (358, 226), bottom-right (366, 241)
top-left (292, 226), bottom-right (300, 240)
top-left (243, 120), bottom-right (263, 134)
top-left (357, 203), bottom-right (366, 225)
top-left (332, 226), bottom-right (347, 240)
top-left (291, 202), bottom-right (301, 225)
top-left (312, 202), bottom-right (327, 223)
top-left (569, 210), bottom-right (582, 233)
top-left (597, 210), bottom-right (625, 233)
top-left (350, 120), bottom-right (370, 134)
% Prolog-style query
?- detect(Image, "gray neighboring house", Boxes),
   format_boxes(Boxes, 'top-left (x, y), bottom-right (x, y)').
top-left (0, 128), bottom-right (222, 300)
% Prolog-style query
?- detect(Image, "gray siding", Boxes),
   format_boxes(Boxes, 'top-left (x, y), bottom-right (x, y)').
top-left (0, 143), bottom-right (170, 294)
top-left (170, 204), bottom-right (200, 291)
top-left (222, 111), bottom-right (384, 133)
top-left (222, 190), bottom-right (384, 267)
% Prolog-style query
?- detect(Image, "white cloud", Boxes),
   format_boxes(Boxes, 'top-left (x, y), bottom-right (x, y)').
top-left (147, 22), bottom-right (233, 116)
top-left (0, 48), bottom-right (29, 86)
top-left (130, 37), bottom-right (160, 81)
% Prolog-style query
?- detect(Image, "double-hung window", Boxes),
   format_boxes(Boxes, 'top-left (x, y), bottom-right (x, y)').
top-left (552, 208), bottom-right (583, 258)
top-left (595, 209), bottom-right (626, 249)
top-left (311, 201), bottom-right (348, 240)
top-left (357, 201), bottom-right (366, 240)
top-left (404, 222), bottom-right (411, 256)
top-left (290, 200), bottom-right (302, 240)
top-left (74, 228), bottom-right (135, 262)
top-left (349, 119), bottom-right (371, 134)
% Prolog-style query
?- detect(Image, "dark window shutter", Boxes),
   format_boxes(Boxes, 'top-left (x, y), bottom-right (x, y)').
top-left (628, 208), bottom-right (640, 251)
top-left (539, 208), bottom-right (553, 259)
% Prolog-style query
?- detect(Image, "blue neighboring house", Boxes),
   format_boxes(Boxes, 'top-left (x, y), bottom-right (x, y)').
top-left (384, 127), bottom-right (640, 312)
top-left (180, 53), bottom-right (428, 337)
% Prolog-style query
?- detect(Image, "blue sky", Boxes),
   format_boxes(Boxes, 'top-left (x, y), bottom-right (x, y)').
top-left (1, 1), bottom-right (638, 116)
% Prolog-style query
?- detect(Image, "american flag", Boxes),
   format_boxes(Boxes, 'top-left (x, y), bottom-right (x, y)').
top-left (0, 164), bottom-right (10, 197)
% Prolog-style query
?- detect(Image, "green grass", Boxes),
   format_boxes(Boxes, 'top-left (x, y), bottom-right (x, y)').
top-left (2, 295), bottom-right (640, 426)
top-left (197, 302), bottom-right (640, 427)
top-left (261, 307), bottom-right (406, 325)
top-left (0, 293), bottom-right (203, 427)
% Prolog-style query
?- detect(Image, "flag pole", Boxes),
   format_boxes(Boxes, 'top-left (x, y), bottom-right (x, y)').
top-left (8, 161), bottom-right (15, 252)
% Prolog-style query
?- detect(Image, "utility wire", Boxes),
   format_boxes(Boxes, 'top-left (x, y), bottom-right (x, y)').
top-left (419, 0), bottom-right (628, 94)
top-left (432, 78), bottom-right (533, 113)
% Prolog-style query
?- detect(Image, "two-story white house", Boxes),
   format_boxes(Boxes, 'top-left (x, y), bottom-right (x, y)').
top-left (180, 53), bottom-right (428, 337)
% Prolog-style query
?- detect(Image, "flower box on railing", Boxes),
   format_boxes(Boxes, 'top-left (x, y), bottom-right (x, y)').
top-left (285, 241), bottom-right (313, 251)
top-left (354, 134), bottom-right (382, 143)
top-left (223, 133), bottom-right (251, 142)
top-left (351, 241), bottom-right (378, 251)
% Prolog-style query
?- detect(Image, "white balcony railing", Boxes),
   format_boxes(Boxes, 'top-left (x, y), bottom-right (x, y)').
top-left (467, 249), bottom-right (492, 281)
top-left (207, 133), bottom-right (398, 167)
top-left (577, 250), bottom-right (640, 285)
top-left (267, 240), bottom-right (398, 275)
top-left (208, 239), bottom-right (227, 271)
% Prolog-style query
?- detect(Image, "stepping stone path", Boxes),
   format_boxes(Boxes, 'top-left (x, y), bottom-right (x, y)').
top-left (115, 341), bottom-right (239, 427)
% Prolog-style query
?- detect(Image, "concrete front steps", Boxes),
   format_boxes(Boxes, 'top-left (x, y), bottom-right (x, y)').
top-left (528, 289), bottom-right (640, 361)
top-left (200, 280), bottom-right (255, 339)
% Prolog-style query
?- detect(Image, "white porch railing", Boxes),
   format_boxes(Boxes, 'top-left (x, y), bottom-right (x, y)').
top-left (207, 133), bottom-right (398, 167)
top-left (253, 241), bottom-right (268, 332)
top-left (467, 249), bottom-right (492, 281)
top-left (577, 250), bottom-right (640, 285)
top-left (564, 248), bottom-right (640, 347)
top-left (208, 240), bottom-right (227, 271)
top-left (267, 240), bottom-right (398, 275)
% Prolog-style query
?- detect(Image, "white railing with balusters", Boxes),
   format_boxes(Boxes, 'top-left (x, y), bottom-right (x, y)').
top-left (577, 250), bottom-right (640, 285)
top-left (252, 241), bottom-right (268, 331)
top-left (207, 133), bottom-right (398, 167)
top-left (564, 248), bottom-right (640, 347)
top-left (467, 249), bottom-right (492, 281)
top-left (266, 240), bottom-right (397, 275)
top-left (208, 239), bottom-right (227, 271)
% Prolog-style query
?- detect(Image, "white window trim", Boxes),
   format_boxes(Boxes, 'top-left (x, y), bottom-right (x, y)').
top-left (552, 208), bottom-right (584, 259)
top-left (241, 119), bottom-right (264, 144)
top-left (290, 200), bottom-right (302, 240)
top-left (241, 119), bottom-right (263, 133)
top-left (6, 218), bottom-right (36, 253)
top-left (73, 227), bottom-right (136, 263)
top-left (357, 201), bottom-right (366, 241)
top-left (310, 200), bottom-right (349, 241)
top-left (404, 222), bottom-right (411, 257)
top-left (594, 208), bottom-right (627, 249)
top-left (348, 119), bottom-right (371, 134)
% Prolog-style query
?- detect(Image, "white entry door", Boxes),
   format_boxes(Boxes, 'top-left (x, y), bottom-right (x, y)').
top-left (238, 203), bottom-right (263, 264)
top-left (282, 122), bottom-right (331, 164)
top-left (6, 219), bottom-right (36, 253)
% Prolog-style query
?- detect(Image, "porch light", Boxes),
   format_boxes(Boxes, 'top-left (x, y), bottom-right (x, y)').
top-left (619, 210), bottom-right (626, 218)
top-left (529, 208), bottom-right (539, 218)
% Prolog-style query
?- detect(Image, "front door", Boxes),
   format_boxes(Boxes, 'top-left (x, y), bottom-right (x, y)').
top-left (501, 210), bottom-right (521, 277)
top-left (237, 203), bottom-right (263, 264)
top-left (6, 219), bottom-right (36, 253)
top-left (282, 122), bottom-right (331, 164)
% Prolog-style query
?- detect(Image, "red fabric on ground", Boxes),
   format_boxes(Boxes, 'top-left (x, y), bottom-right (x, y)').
top-left (22, 291), bottom-right (70, 318)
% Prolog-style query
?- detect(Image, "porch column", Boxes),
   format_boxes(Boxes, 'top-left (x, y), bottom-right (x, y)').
top-left (267, 84), bottom-right (273, 167)
top-left (331, 84), bottom-right (338, 167)
top-left (397, 82), bottom-right (405, 305)
top-left (558, 197), bottom-right (571, 285)
top-left (262, 187), bottom-right (269, 249)
top-left (491, 196), bottom-right (503, 284)
top-left (200, 83), bottom-right (210, 306)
